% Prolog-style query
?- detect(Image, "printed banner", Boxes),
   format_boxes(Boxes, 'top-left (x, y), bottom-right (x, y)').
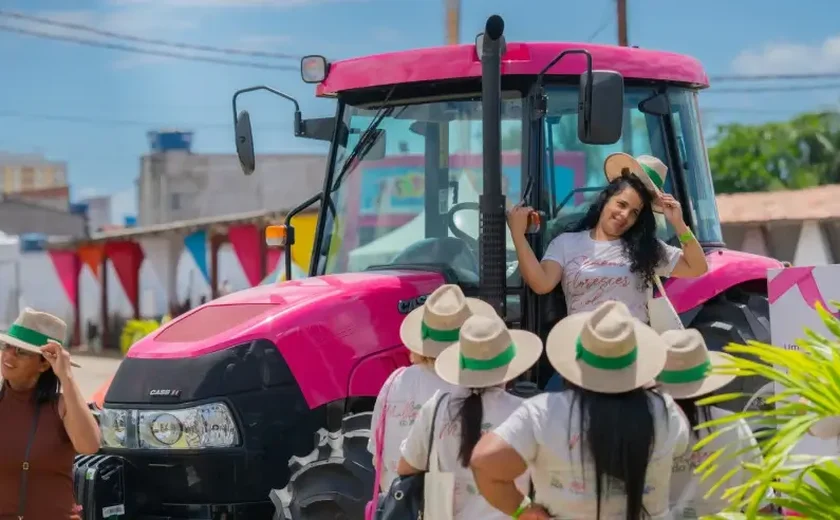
top-left (184, 231), bottom-right (210, 284)
top-left (47, 250), bottom-right (80, 304)
top-left (228, 224), bottom-right (262, 287)
top-left (78, 244), bottom-right (104, 278)
top-left (768, 264), bottom-right (840, 458)
top-left (105, 242), bottom-right (144, 312)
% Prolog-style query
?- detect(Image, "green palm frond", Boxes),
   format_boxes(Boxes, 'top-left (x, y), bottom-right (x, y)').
top-left (694, 301), bottom-right (840, 519)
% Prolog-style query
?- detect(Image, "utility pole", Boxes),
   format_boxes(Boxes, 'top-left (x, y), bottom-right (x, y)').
top-left (445, 0), bottom-right (472, 179)
top-left (445, 0), bottom-right (460, 45)
top-left (616, 0), bottom-right (633, 154)
top-left (617, 0), bottom-right (628, 46)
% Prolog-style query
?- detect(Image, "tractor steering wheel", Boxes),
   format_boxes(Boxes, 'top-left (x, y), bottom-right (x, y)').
top-left (445, 202), bottom-right (481, 255)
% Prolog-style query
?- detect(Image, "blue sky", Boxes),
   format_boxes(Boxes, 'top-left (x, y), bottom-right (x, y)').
top-left (1, 0), bottom-right (839, 224)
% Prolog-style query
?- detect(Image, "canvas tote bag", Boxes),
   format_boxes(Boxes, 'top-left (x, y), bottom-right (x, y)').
top-left (647, 275), bottom-right (684, 333)
top-left (422, 394), bottom-right (455, 520)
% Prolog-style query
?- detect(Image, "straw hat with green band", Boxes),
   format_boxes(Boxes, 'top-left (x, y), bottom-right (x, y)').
top-left (0, 308), bottom-right (81, 368)
top-left (434, 314), bottom-right (543, 388)
top-left (656, 329), bottom-right (735, 400)
top-left (400, 284), bottom-right (498, 358)
top-left (546, 300), bottom-right (667, 393)
top-left (603, 153), bottom-right (669, 213)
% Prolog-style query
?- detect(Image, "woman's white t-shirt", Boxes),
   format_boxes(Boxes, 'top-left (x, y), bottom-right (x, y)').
top-left (367, 365), bottom-right (457, 491)
top-left (400, 387), bottom-right (531, 520)
top-left (542, 231), bottom-right (682, 322)
top-left (494, 390), bottom-right (690, 519)
top-left (669, 406), bottom-right (767, 518)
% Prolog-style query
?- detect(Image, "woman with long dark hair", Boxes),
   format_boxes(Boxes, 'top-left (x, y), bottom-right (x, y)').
top-left (396, 314), bottom-right (542, 519)
top-left (657, 329), bottom-right (771, 517)
top-left (470, 300), bottom-right (690, 519)
top-left (367, 284), bottom-right (495, 501)
top-left (0, 308), bottom-right (101, 519)
top-left (508, 154), bottom-right (708, 323)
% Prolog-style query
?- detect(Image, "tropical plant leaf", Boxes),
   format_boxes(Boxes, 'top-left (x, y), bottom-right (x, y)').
top-left (697, 307), bottom-right (840, 516)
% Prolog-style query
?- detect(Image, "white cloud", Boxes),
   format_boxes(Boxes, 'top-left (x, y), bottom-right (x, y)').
top-left (732, 35), bottom-right (840, 75)
top-left (9, 6), bottom-right (200, 69)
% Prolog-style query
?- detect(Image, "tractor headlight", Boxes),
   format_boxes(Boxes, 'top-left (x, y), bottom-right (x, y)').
top-left (99, 408), bottom-right (129, 448)
top-left (99, 402), bottom-right (240, 450)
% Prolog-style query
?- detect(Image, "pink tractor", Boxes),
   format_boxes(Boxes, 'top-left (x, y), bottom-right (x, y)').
top-left (75, 15), bottom-right (781, 520)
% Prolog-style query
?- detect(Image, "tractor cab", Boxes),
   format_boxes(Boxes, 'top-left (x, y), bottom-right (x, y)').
top-left (234, 15), bottom-right (724, 388)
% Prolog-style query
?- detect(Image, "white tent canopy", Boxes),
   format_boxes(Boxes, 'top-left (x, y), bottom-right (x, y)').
top-left (348, 174), bottom-right (516, 272)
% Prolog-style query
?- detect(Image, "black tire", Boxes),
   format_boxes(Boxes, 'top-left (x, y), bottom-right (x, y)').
top-left (273, 412), bottom-right (374, 520)
top-left (690, 286), bottom-right (773, 415)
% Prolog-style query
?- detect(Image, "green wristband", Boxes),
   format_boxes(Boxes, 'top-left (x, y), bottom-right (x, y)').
top-left (678, 229), bottom-right (695, 245)
top-left (512, 497), bottom-right (531, 519)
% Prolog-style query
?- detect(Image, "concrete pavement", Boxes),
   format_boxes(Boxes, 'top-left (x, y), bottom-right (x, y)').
top-left (70, 354), bottom-right (123, 400)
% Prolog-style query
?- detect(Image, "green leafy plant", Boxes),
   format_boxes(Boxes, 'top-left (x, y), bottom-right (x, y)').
top-left (692, 301), bottom-right (840, 519)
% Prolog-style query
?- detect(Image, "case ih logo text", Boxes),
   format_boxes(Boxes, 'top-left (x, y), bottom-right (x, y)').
top-left (397, 295), bottom-right (428, 315)
top-left (149, 389), bottom-right (181, 397)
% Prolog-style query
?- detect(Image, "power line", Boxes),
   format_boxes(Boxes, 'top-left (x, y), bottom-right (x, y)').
top-left (0, 24), bottom-right (298, 71)
top-left (710, 72), bottom-right (840, 82)
top-left (708, 83), bottom-right (840, 94)
top-left (0, 109), bottom-right (288, 130)
top-left (1, 103), bottom-right (831, 131)
top-left (586, 0), bottom-right (614, 42)
top-left (0, 9), bottom-right (302, 61)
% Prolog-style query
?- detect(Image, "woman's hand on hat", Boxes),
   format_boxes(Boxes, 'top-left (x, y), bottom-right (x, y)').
top-left (41, 341), bottom-right (73, 382)
top-left (507, 204), bottom-right (533, 237)
top-left (658, 193), bottom-right (684, 226)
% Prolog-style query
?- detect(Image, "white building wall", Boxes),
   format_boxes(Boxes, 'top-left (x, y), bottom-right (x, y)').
top-left (793, 220), bottom-right (833, 266)
top-left (138, 153), bottom-right (326, 226)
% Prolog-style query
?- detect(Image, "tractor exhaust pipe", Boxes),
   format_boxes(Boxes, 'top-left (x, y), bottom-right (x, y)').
top-left (478, 14), bottom-right (506, 317)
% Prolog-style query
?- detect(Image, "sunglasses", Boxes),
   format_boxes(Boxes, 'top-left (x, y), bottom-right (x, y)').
top-left (0, 343), bottom-right (39, 358)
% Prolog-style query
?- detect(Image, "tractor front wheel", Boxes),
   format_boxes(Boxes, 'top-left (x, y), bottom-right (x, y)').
top-left (272, 412), bottom-right (373, 520)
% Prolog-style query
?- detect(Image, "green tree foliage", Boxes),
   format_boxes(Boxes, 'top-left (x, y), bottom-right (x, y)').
top-left (695, 301), bottom-right (840, 519)
top-left (708, 111), bottom-right (840, 194)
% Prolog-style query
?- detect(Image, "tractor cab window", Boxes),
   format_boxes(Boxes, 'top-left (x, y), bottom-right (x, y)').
top-left (540, 85), bottom-right (722, 246)
top-left (668, 89), bottom-right (723, 244)
top-left (318, 93), bottom-right (524, 289)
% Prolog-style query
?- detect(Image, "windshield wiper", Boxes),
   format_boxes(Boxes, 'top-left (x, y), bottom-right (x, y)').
top-left (331, 85), bottom-right (398, 192)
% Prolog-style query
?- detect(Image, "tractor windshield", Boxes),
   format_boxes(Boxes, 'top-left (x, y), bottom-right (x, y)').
top-left (541, 85), bottom-right (723, 246)
top-left (315, 85), bottom-right (722, 280)
top-left (317, 92), bottom-right (524, 283)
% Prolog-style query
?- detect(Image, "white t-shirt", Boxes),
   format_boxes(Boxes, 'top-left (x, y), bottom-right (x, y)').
top-left (400, 388), bottom-right (532, 520)
top-left (367, 364), bottom-right (457, 491)
top-left (542, 231), bottom-right (682, 322)
top-left (494, 390), bottom-right (690, 519)
top-left (669, 407), bottom-right (767, 518)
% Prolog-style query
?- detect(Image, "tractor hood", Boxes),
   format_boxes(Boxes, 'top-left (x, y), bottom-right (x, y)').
top-left (124, 270), bottom-right (446, 407)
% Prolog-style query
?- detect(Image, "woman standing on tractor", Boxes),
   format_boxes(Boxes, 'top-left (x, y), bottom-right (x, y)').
top-left (508, 153), bottom-right (708, 323)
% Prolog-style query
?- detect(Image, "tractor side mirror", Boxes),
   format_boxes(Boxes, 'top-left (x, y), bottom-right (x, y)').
top-left (578, 70), bottom-right (624, 145)
top-left (235, 110), bottom-right (256, 175)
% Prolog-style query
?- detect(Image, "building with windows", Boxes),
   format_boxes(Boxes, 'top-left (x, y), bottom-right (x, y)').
top-left (0, 152), bottom-right (70, 211)
top-left (137, 130), bottom-right (326, 226)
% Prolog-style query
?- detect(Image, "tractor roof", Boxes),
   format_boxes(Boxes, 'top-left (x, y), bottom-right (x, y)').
top-left (315, 42), bottom-right (709, 97)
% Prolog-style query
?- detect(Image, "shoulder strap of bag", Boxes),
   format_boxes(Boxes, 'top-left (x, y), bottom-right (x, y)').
top-left (425, 392), bottom-right (450, 472)
top-left (17, 402), bottom-right (41, 519)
